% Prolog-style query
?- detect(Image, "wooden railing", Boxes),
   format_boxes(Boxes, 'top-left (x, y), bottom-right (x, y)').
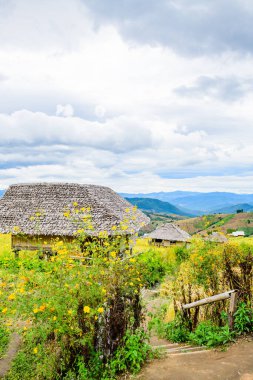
top-left (182, 290), bottom-right (238, 329)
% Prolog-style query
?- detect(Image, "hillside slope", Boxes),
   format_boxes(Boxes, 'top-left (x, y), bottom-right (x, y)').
top-left (125, 197), bottom-right (193, 216)
top-left (177, 212), bottom-right (253, 236)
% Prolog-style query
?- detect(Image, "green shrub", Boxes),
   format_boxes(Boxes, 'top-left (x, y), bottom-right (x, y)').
top-left (164, 316), bottom-right (190, 343)
top-left (72, 329), bottom-right (152, 380)
top-left (175, 246), bottom-right (189, 264)
top-left (137, 250), bottom-right (174, 287)
top-left (234, 302), bottom-right (253, 334)
top-left (189, 321), bottom-right (234, 347)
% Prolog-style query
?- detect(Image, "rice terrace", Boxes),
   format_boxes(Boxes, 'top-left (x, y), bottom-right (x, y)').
top-left (0, 183), bottom-right (252, 379)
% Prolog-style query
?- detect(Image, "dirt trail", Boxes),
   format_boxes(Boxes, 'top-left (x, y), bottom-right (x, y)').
top-left (139, 336), bottom-right (253, 380)
top-left (0, 333), bottom-right (21, 378)
top-left (141, 290), bottom-right (253, 380)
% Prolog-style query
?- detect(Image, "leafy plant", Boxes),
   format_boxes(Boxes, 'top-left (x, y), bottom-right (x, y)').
top-left (164, 315), bottom-right (190, 343)
top-left (234, 302), bottom-right (253, 334)
top-left (189, 321), bottom-right (234, 347)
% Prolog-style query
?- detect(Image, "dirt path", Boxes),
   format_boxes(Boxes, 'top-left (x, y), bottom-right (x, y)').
top-left (138, 336), bottom-right (253, 380)
top-left (0, 333), bottom-right (21, 378)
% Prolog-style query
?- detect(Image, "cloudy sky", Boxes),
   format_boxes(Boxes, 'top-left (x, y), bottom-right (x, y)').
top-left (1, 0), bottom-right (253, 193)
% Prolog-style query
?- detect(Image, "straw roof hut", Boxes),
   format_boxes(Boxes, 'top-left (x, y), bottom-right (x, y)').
top-left (0, 183), bottom-right (149, 252)
top-left (148, 223), bottom-right (190, 246)
top-left (204, 232), bottom-right (228, 243)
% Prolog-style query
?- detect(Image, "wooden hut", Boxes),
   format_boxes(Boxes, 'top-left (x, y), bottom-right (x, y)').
top-left (148, 223), bottom-right (190, 246)
top-left (0, 183), bottom-right (149, 254)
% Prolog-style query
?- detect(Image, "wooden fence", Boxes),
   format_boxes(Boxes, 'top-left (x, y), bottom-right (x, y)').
top-left (182, 289), bottom-right (238, 329)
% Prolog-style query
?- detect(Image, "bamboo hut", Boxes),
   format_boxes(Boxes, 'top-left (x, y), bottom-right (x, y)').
top-left (148, 223), bottom-right (190, 246)
top-left (0, 183), bottom-right (149, 254)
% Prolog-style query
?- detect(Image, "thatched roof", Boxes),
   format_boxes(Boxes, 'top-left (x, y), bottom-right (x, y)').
top-left (148, 223), bottom-right (190, 242)
top-left (204, 232), bottom-right (228, 243)
top-left (0, 183), bottom-right (149, 236)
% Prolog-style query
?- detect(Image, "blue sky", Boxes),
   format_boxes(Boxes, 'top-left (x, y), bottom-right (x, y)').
top-left (0, 0), bottom-right (253, 193)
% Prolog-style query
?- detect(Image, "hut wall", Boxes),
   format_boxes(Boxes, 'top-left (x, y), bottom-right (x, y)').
top-left (11, 234), bottom-right (74, 251)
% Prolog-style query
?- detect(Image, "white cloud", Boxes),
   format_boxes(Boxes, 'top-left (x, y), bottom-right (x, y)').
top-left (56, 104), bottom-right (74, 117)
top-left (0, 0), bottom-right (253, 193)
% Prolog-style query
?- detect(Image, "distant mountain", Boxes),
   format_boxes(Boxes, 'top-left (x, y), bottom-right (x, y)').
top-left (0, 190), bottom-right (4, 198)
top-left (121, 191), bottom-right (253, 213)
top-left (212, 203), bottom-right (253, 214)
top-left (125, 197), bottom-right (194, 216)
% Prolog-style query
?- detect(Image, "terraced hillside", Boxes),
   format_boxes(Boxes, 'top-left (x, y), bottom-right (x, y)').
top-left (177, 212), bottom-right (253, 236)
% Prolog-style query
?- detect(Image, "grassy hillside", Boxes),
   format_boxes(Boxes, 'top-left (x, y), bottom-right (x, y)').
top-left (125, 197), bottom-right (193, 216)
top-left (177, 211), bottom-right (253, 236)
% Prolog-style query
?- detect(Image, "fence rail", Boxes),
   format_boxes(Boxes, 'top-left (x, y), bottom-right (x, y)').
top-left (182, 289), bottom-right (238, 330)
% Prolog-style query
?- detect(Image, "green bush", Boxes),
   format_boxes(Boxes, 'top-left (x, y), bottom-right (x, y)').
top-left (164, 316), bottom-right (190, 343)
top-left (234, 303), bottom-right (253, 334)
top-left (175, 246), bottom-right (189, 264)
top-left (71, 329), bottom-right (152, 380)
top-left (189, 321), bottom-right (234, 347)
top-left (137, 250), bottom-right (174, 287)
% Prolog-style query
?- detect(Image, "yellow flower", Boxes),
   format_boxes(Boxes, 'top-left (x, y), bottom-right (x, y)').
top-left (94, 316), bottom-right (98, 321)
top-left (83, 306), bottom-right (91, 314)
top-left (111, 225), bottom-right (117, 231)
top-left (33, 308), bottom-right (39, 314)
top-left (30, 216), bottom-right (35, 221)
top-left (125, 208), bottom-right (130, 213)
top-left (2, 307), bottom-right (8, 314)
top-left (67, 309), bottom-right (73, 315)
top-left (53, 316), bottom-right (57, 321)
top-left (39, 305), bottom-right (46, 311)
top-left (63, 211), bottom-right (70, 218)
top-left (8, 293), bottom-right (16, 301)
top-left (33, 347), bottom-right (38, 354)
top-left (73, 202), bottom-right (78, 207)
top-left (97, 307), bottom-right (104, 314)
top-left (110, 251), bottom-right (117, 258)
top-left (129, 258), bottom-right (136, 263)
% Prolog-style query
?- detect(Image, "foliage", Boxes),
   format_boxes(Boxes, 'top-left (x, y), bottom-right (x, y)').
top-left (137, 249), bottom-right (175, 287)
top-left (175, 246), bottom-right (189, 264)
top-left (234, 302), bottom-right (253, 334)
top-left (164, 315), bottom-right (190, 343)
top-left (0, 206), bottom-right (152, 379)
top-left (189, 321), bottom-right (234, 347)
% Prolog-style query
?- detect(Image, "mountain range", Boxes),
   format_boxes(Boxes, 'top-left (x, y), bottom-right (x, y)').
top-left (121, 191), bottom-right (253, 215)
top-left (126, 197), bottom-right (193, 216)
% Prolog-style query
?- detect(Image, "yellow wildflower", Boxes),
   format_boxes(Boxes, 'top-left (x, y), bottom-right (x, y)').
top-left (83, 306), bottom-right (91, 314)
top-left (33, 308), bottom-right (39, 314)
top-left (33, 347), bottom-right (38, 354)
top-left (2, 307), bottom-right (8, 314)
top-left (8, 293), bottom-right (16, 301)
top-left (53, 316), bottom-right (57, 321)
top-left (97, 307), bottom-right (104, 314)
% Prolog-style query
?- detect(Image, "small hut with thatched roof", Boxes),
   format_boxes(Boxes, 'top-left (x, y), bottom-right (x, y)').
top-left (204, 232), bottom-right (228, 243)
top-left (0, 183), bottom-right (149, 254)
top-left (148, 223), bottom-right (190, 246)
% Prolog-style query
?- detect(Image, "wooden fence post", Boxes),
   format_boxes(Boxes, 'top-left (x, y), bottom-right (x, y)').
top-left (228, 291), bottom-right (238, 330)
